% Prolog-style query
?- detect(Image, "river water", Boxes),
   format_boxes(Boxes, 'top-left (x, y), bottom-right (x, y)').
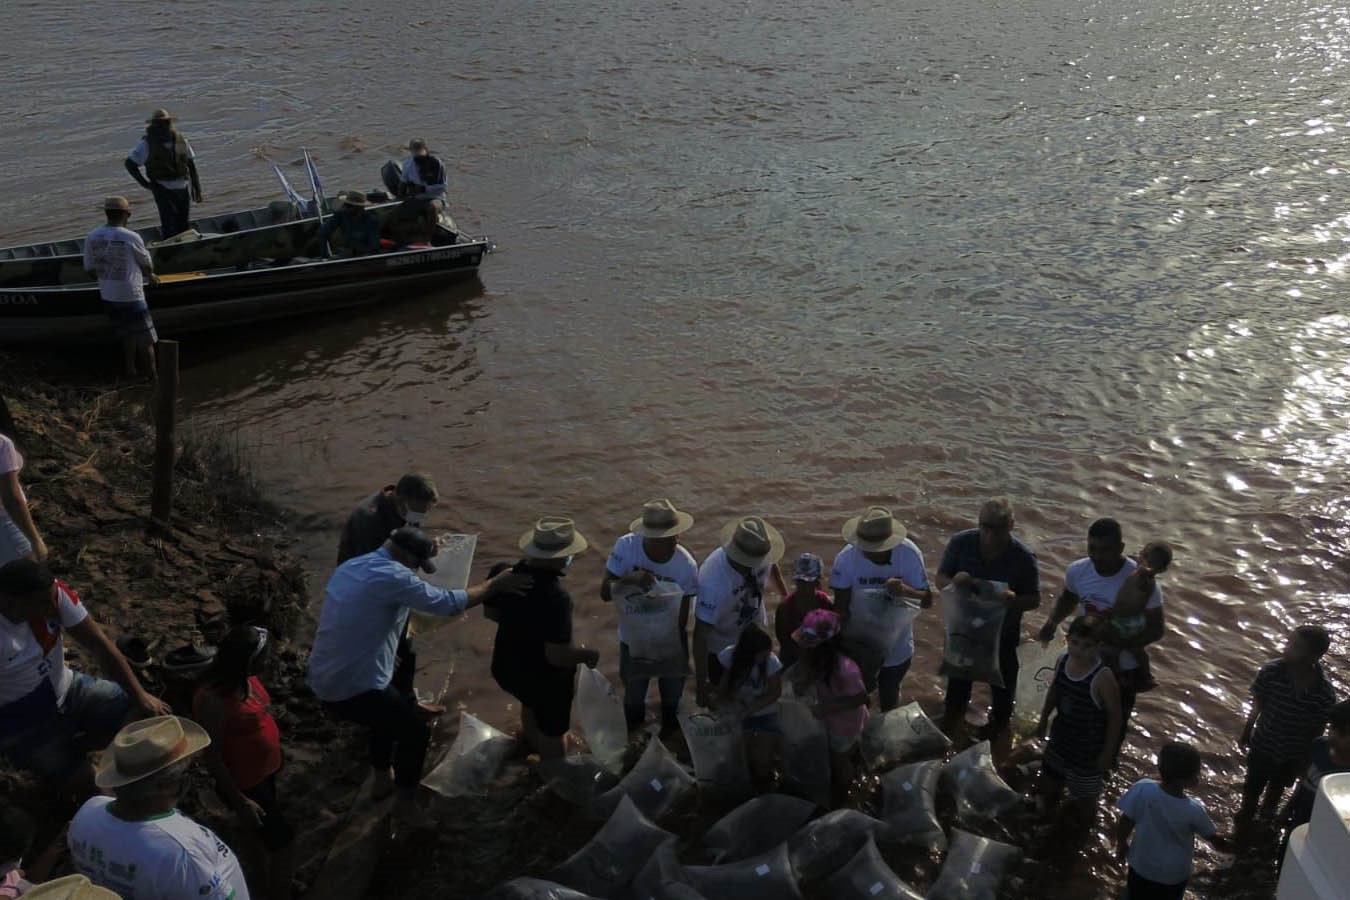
top-left (4, 0), bottom-right (1349, 894)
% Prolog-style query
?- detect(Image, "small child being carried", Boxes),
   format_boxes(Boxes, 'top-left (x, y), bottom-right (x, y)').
top-left (1105, 541), bottom-right (1172, 691)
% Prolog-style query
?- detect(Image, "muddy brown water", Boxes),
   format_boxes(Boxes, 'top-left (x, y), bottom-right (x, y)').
top-left (4, 0), bottom-right (1350, 895)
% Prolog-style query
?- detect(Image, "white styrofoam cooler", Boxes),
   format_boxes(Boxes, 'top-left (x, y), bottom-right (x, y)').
top-left (1277, 772), bottom-right (1350, 899)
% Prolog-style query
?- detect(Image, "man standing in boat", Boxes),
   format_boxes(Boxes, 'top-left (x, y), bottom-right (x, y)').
top-left (124, 109), bottom-right (204, 239)
top-left (83, 197), bottom-right (159, 380)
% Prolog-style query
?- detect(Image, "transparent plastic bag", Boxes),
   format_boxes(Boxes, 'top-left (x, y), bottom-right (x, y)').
top-left (550, 794), bottom-right (675, 898)
top-left (775, 699), bottom-right (832, 808)
top-left (938, 583), bottom-right (1009, 687)
top-left (587, 736), bottom-right (696, 822)
top-left (1011, 640), bottom-right (1062, 736)
top-left (879, 760), bottom-right (946, 850)
top-left (481, 877), bottom-right (601, 899)
top-left (678, 711), bottom-right (751, 800)
top-left (818, 835), bottom-right (925, 900)
top-left (925, 828), bottom-right (1022, 900)
top-left (941, 740), bottom-right (1022, 823)
top-left (859, 702), bottom-right (952, 770)
top-left (629, 836), bottom-right (691, 899)
top-left (409, 532), bottom-right (477, 635)
top-left (421, 711), bottom-right (515, 798)
top-left (786, 809), bottom-right (895, 881)
top-left (841, 587), bottom-right (921, 687)
top-left (574, 666), bottom-right (630, 775)
top-left (615, 582), bottom-right (689, 678)
top-left (542, 753), bottom-right (619, 805)
top-left (683, 844), bottom-right (804, 900)
top-left (699, 794), bottom-right (817, 864)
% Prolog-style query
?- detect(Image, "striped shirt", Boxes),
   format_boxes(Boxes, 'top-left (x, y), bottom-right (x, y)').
top-left (1048, 653), bottom-right (1108, 771)
top-left (1249, 660), bottom-right (1336, 761)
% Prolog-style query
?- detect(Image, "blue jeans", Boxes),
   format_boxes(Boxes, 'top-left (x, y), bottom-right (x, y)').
top-left (619, 642), bottom-right (685, 732)
top-left (0, 672), bottom-right (130, 780)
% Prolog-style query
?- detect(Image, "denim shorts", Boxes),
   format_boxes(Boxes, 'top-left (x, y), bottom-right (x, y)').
top-left (0, 517), bottom-right (32, 566)
top-left (0, 672), bottom-right (130, 779)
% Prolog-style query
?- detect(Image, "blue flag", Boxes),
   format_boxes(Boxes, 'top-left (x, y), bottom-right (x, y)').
top-left (272, 164), bottom-right (312, 215)
top-left (302, 148), bottom-right (327, 216)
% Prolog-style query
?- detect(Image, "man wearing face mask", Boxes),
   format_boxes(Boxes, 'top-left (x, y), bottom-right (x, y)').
top-left (308, 526), bottom-right (530, 828)
top-left (336, 473), bottom-right (439, 703)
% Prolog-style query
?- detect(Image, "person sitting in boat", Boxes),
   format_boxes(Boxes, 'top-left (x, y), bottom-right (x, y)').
top-left (399, 139), bottom-right (447, 203)
top-left (318, 191), bottom-right (381, 257)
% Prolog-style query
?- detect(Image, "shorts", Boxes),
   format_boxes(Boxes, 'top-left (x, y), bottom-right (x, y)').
top-left (1126, 867), bottom-right (1186, 900)
top-left (0, 517), bottom-right (32, 566)
top-left (103, 301), bottom-right (157, 344)
top-left (1243, 748), bottom-right (1302, 795)
top-left (0, 672), bottom-right (130, 780)
top-left (1042, 744), bottom-right (1105, 800)
top-left (743, 711), bottom-right (782, 734)
top-left (828, 733), bottom-right (859, 755)
top-left (496, 669), bottom-right (574, 738)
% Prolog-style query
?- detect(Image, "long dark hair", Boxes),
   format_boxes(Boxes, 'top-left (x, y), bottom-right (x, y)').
top-left (199, 625), bottom-right (267, 696)
top-left (799, 634), bottom-right (848, 690)
top-left (724, 624), bottom-right (772, 694)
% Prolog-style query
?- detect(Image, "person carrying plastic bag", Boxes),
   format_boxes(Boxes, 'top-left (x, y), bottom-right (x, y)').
top-left (830, 506), bottom-right (932, 710)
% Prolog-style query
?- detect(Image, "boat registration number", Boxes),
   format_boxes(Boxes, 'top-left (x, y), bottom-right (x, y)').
top-left (0, 293), bottom-right (39, 305)
top-left (385, 249), bottom-right (457, 268)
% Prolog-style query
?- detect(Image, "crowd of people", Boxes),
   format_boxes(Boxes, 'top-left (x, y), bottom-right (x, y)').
top-left (0, 449), bottom-right (1344, 898)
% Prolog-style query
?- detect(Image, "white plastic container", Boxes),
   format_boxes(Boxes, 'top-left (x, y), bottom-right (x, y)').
top-left (1276, 772), bottom-right (1350, 899)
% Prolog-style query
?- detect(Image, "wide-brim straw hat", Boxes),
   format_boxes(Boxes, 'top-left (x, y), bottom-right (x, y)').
top-left (341, 190), bottom-right (368, 208)
top-left (22, 876), bottom-right (122, 899)
top-left (95, 715), bottom-right (210, 789)
top-left (629, 498), bottom-right (694, 538)
top-left (519, 515), bottom-right (589, 559)
top-left (842, 505), bottom-right (907, 552)
top-left (103, 196), bottom-right (132, 213)
top-left (146, 108), bottom-right (173, 123)
top-left (719, 516), bottom-right (785, 568)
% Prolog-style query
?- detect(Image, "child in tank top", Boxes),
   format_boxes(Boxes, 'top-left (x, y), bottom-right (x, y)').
top-left (1106, 542), bottom-right (1172, 691)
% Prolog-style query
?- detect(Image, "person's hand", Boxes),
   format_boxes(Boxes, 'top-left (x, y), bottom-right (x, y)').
top-left (1001, 588), bottom-right (1017, 608)
top-left (1037, 620), bottom-right (1058, 645)
top-left (1238, 722), bottom-right (1253, 749)
top-left (952, 572), bottom-right (975, 589)
top-left (696, 682), bottom-right (712, 709)
top-left (626, 570), bottom-right (656, 591)
top-left (137, 691), bottom-right (172, 718)
top-left (884, 577), bottom-right (909, 599)
top-left (234, 795), bottom-right (265, 829)
top-left (192, 190), bottom-right (204, 204)
top-left (148, 273), bottom-right (161, 287)
top-left (582, 648), bottom-right (599, 669)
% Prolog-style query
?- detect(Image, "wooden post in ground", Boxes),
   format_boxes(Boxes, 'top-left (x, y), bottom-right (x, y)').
top-left (150, 341), bottom-right (180, 531)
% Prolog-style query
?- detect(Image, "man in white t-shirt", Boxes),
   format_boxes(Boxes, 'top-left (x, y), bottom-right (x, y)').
top-left (1038, 517), bottom-right (1165, 751)
top-left (0, 560), bottom-right (170, 789)
top-left (69, 715), bottom-right (250, 900)
top-left (693, 516), bottom-right (787, 708)
top-left (830, 506), bottom-right (933, 711)
top-left (83, 196), bottom-right (159, 380)
top-left (124, 108), bottom-right (203, 239)
top-left (601, 499), bottom-right (700, 736)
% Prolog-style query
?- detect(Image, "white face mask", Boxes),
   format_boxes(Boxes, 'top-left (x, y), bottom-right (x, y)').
top-left (562, 555), bottom-right (574, 569)
top-left (403, 509), bottom-right (426, 526)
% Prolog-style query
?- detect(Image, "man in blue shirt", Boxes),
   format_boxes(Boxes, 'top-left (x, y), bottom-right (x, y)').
top-left (307, 526), bottom-right (528, 828)
top-left (936, 498), bottom-right (1041, 741)
top-left (318, 191), bottom-right (382, 257)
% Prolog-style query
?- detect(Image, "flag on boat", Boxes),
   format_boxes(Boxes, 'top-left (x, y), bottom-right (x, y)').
top-left (302, 148), bottom-right (328, 216)
top-left (272, 164), bottom-right (313, 215)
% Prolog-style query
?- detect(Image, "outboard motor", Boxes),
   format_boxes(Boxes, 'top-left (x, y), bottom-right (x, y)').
top-left (380, 159), bottom-right (403, 197)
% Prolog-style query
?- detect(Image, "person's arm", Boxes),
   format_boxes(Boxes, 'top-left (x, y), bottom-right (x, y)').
top-left (0, 470), bottom-right (46, 561)
top-left (399, 568), bottom-right (530, 616)
top-left (678, 594), bottom-right (691, 638)
top-left (1115, 813), bottom-right (1135, 861)
top-left (1094, 668), bottom-right (1124, 772)
top-left (693, 619), bottom-right (713, 706)
top-left (1036, 679), bottom-right (1059, 739)
top-left (884, 577), bottom-right (933, 609)
top-left (746, 671), bottom-right (783, 715)
top-left (774, 600), bottom-right (793, 650)
top-left (543, 642), bottom-right (599, 668)
top-left (1240, 694), bottom-right (1262, 748)
top-left (601, 568), bottom-right (655, 602)
top-left (1037, 588), bottom-right (1080, 643)
top-left (1108, 606), bottom-right (1165, 649)
top-left (194, 690), bottom-right (264, 827)
top-left (132, 239), bottom-right (157, 286)
top-left (833, 586), bottom-right (853, 621)
top-left (187, 159), bottom-right (203, 203)
top-left (67, 618), bottom-right (170, 716)
top-left (124, 158), bottom-right (151, 189)
top-left (768, 563), bottom-right (787, 597)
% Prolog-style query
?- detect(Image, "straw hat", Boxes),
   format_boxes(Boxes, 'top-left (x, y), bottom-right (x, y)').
top-left (103, 196), bottom-right (131, 213)
top-left (519, 516), bottom-right (589, 559)
top-left (341, 190), bottom-right (368, 208)
top-left (629, 498), bottom-right (694, 538)
top-left (719, 516), bottom-right (785, 568)
top-left (409, 138), bottom-right (429, 154)
top-left (22, 876), bottom-right (121, 900)
top-left (146, 108), bottom-right (173, 123)
top-left (95, 715), bottom-right (210, 789)
top-left (842, 506), bottom-right (907, 552)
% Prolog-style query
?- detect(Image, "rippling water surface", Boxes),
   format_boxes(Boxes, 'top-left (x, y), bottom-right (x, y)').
top-left (4, 0), bottom-right (1349, 894)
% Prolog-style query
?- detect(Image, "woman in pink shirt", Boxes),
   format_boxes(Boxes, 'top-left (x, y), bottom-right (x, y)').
top-left (791, 609), bottom-right (869, 806)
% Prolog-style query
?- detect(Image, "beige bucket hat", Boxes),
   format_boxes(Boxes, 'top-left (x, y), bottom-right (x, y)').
top-left (719, 516), bottom-right (785, 568)
top-left (341, 190), bottom-right (368, 208)
top-left (519, 515), bottom-right (589, 559)
top-left (842, 505), bottom-right (908, 551)
top-left (629, 498), bottom-right (694, 538)
top-left (95, 715), bottom-right (211, 789)
top-left (103, 196), bottom-right (131, 213)
top-left (23, 876), bottom-right (121, 900)
top-left (146, 108), bottom-right (173, 123)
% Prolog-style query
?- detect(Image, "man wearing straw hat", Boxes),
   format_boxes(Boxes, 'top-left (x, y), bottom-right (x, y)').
top-left (486, 516), bottom-right (599, 761)
top-left (124, 108), bottom-right (203, 239)
top-left (318, 190), bottom-right (382, 257)
top-left (308, 525), bottom-right (529, 828)
top-left (68, 715), bottom-right (250, 899)
top-left (14, 875), bottom-right (121, 899)
top-left (693, 516), bottom-right (787, 709)
top-left (601, 499), bottom-right (700, 736)
top-left (831, 505), bottom-right (934, 711)
top-left (83, 196), bottom-right (159, 380)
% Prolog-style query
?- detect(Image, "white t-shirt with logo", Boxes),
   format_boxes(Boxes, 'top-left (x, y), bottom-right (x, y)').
top-left (128, 137), bottom-right (197, 191)
top-left (605, 532), bottom-right (699, 643)
top-left (0, 582), bottom-right (87, 732)
top-left (695, 547), bottom-right (770, 653)
top-left (1063, 557), bottom-right (1163, 670)
top-left (83, 226), bottom-right (152, 303)
top-left (716, 646), bottom-right (783, 716)
top-left (0, 434), bottom-right (23, 530)
top-left (70, 796), bottom-right (250, 900)
top-left (829, 541), bottom-right (929, 666)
